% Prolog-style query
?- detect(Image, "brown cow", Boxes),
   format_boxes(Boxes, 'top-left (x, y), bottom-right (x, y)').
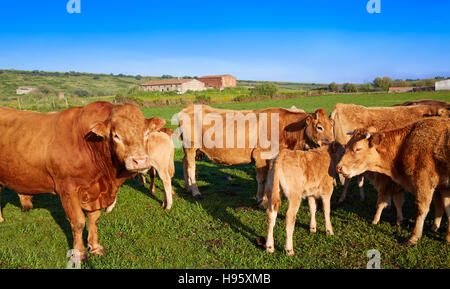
top-left (336, 118), bottom-right (450, 245)
top-left (265, 142), bottom-right (344, 256)
top-left (178, 104), bottom-right (334, 202)
top-left (0, 102), bottom-right (164, 260)
top-left (331, 103), bottom-right (446, 225)
top-left (393, 99), bottom-right (450, 112)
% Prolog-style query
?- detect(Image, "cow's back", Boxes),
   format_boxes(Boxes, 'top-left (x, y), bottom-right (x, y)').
top-left (0, 107), bottom-right (63, 193)
top-left (331, 103), bottom-right (444, 145)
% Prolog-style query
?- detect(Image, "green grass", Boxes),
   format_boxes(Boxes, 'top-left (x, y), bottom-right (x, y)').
top-left (0, 91), bottom-right (449, 269)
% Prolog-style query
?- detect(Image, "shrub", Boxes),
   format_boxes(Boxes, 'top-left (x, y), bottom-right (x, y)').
top-left (114, 94), bottom-right (144, 106)
top-left (343, 83), bottom-right (358, 93)
top-left (251, 83), bottom-right (278, 98)
top-left (71, 89), bottom-right (92, 98)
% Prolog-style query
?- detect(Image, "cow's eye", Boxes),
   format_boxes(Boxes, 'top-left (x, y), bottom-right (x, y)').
top-left (355, 147), bottom-right (362, 153)
top-left (317, 125), bottom-right (323, 132)
top-left (113, 133), bottom-right (122, 142)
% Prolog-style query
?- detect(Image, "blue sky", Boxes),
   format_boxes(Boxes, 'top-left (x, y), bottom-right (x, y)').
top-left (0, 0), bottom-right (449, 83)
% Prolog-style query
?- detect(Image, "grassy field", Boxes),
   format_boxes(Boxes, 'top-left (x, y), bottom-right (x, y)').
top-left (0, 91), bottom-right (449, 269)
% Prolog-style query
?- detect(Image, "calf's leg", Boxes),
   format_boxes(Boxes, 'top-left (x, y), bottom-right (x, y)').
top-left (357, 175), bottom-right (365, 202)
top-left (18, 194), bottom-right (33, 212)
top-left (285, 196), bottom-right (301, 256)
top-left (407, 187), bottom-right (434, 246)
top-left (87, 210), bottom-right (105, 255)
top-left (321, 194), bottom-right (334, 235)
top-left (431, 191), bottom-right (443, 232)
top-left (392, 192), bottom-right (404, 225)
top-left (183, 148), bottom-right (202, 199)
top-left (265, 202), bottom-right (278, 254)
top-left (338, 178), bottom-right (350, 203)
top-left (137, 173), bottom-right (146, 187)
top-left (149, 167), bottom-right (156, 195)
top-left (308, 197), bottom-right (317, 233)
top-left (159, 169), bottom-right (173, 211)
top-left (372, 191), bottom-right (390, 225)
top-left (440, 190), bottom-right (450, 243)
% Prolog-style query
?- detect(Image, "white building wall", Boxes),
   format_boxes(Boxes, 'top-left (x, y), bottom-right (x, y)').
top-left (435, 79), bottom-right (450, 91)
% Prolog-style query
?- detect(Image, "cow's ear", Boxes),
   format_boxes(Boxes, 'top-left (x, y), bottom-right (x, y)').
top-left (331, 142), bottom-right (339, 153)
top-left (90, 122), bottom-right (109, 139)
top-left (369, 133), bottom-right (383, 147)
top-left (147, 117), bottom-right (166, 131)
top-left (305, 115), bottom-right (313, 125)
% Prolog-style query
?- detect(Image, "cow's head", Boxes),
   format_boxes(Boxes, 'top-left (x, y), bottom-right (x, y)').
top-left (89, 103), bottom-right (165, 172)
top-left (336, 127), bottom-right (381, 179)
top-left (304, 108), bottom-right (334, 147)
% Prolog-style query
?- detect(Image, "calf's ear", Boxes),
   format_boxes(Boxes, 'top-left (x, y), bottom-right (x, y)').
top-left (147, 117), bottom-right (166, 131)
top-left (305, 115), bottom-right (313, 125)
top-left (89, 122), bottom-right (109, 139)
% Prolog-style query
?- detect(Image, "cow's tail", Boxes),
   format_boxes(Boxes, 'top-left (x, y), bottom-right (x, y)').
top-left (267, 155), bottom-right (282, 212)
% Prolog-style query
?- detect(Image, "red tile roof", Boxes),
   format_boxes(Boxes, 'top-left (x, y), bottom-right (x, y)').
top-left (140, 79), bottom-right (195, 86)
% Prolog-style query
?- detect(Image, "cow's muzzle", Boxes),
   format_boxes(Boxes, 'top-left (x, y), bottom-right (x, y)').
top-left (125, 156), bottom-right (150, 172)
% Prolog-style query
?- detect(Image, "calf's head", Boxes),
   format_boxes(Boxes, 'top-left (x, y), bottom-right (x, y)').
top-left (304, 108), bottom-right (334, 147)
top-left (89, 104), bottom-right (165, 172)
top-left (336, 127), bottom-right (382, 179)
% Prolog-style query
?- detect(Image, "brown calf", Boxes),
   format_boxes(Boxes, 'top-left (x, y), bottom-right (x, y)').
top-left (337, 118), bottom-right (450, 245)
top-left (265, 143), bottom-right (344, 256)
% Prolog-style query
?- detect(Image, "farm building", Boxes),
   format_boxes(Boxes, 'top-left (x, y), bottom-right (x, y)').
top-left (198, 75), bottom-right (237, 90)
top-left (139, 79), bottom-right (205, 94)
top-left (16, 86), bottom-right (38, 95)
top-left (388, 87), bottom-right (414, 93)
top-left (435, 79), bottom-right (450, 91)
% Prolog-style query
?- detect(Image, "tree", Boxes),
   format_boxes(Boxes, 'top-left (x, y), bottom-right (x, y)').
top-left (373, 76), bottom-right (392, 91)
top-left (343, 83), bottom-right (358, 93)
top-left (328, 82), bottom-right (338, 92)
top-left (361, 82), bottom-right (372, 92)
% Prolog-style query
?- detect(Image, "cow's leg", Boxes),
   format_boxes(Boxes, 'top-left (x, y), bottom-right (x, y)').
top-left (338, 178), bottom-right (351, 203)
top-left (285, 196), bottom-right (301, 256)
top-left (183, 148), bottom-right (202, 199)
top-left (372, 190), bottom-right (390, 225)
top-left (105, 197), bottom-right (117, 214)
top-left (431, 191), bottom-right (443, 232)
top-left (406, 187), bottom-right (434, 246)
top-left (265, 201), bottom-right (278, 254)
top-left (149, 167), bottom-right (156, 195)
top-left (308, 197), bottom-right (317, 233)
top-left (60, 193), bottom-right (87, 261)
top-left (137, 173), bottom-right (146, 187)
top-left (321, 194), bottom-right (334, 235)
top-left (18, 194), bottom-right (33, 212)
top-left (87, 210), bottom-right (105, 255)
top-left (442, 191), bottom-right (450, 243)
top-left (0, 185), bottom-right (4, 223)
top-left (255, 159), bottom-right (269, 206)
top-left (158, 169), bottom-right (173, 211)
top-left (392, 192), bottom-right (404, 226)
top-left (357, 175), bottom-right (365, 202)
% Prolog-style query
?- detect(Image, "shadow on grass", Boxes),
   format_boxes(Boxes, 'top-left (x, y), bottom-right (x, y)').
top-left (0, 187), bottom-right (90, 250)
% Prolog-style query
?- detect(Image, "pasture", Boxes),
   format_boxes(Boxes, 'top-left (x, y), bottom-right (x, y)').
top-left (0, 91), bottom-right (449, 269)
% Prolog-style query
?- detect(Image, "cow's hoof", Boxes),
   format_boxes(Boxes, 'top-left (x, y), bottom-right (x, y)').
top-left (396, 220), bottom-right (403, 226)
top-left (431, 224), bottom-right (439, 232)
top-left (285, 249), bottom-right (295, 256)
top-left (326, 230), bottom-right (334, 236)
top-left (162, 203), bottom-right (172, 211)
top-left (360, 196), bottom-right (365, 202)
top-left (21, 206), bottom-right (32, 212)
top-left (446, 235), bottom-right (450, 243)
top-left (266, 246), bottom-right (274, 254)
top-left (405, 238), bottom-right (418, 246)
top-left (150, 189), bottom-right (156, 195)
top-left (310, 227), bottom-right (316, 233)
top-left (0, 218), bottom-right (5, 223)
top-left (372, 220), bottom-right (379, 225)
top-left (89, 246), bottom-right (105, 256)
top-left (194, 194), bottom-right (203, 201)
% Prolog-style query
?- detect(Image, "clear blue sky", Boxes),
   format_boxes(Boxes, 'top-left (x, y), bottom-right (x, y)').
top-left (0, 0), bottom-right (449, 83)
